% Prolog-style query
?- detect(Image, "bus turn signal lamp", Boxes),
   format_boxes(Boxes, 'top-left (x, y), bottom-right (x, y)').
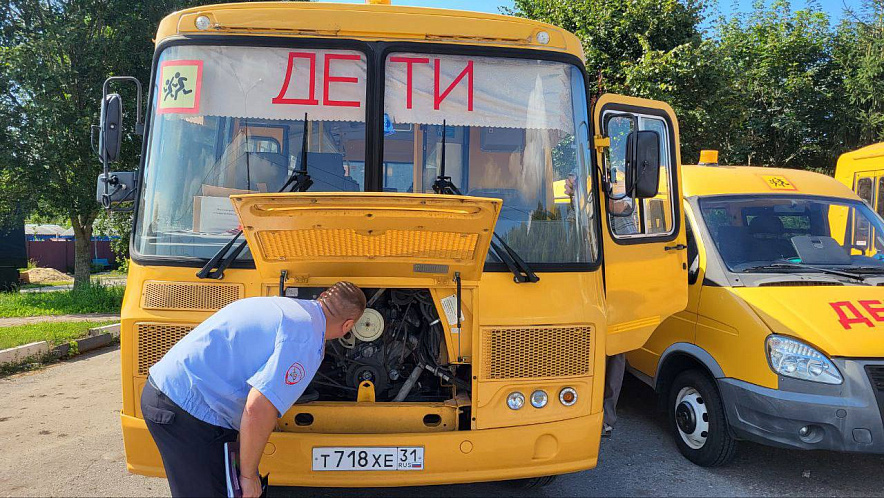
top-left (559, 387), bottom-right (577, 406)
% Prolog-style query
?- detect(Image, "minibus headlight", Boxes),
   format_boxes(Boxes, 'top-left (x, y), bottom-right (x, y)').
top-left (530, 390), bottom-right (548, 408)
top-left (766, 335), bottom-right (842, 385)
top-left (507, 392), bottom-right (525, 410)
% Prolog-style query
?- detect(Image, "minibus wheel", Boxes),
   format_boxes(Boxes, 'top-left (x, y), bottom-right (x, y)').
top-left (509, 475), bottom-right (557, 488)
top-left (668, 369), bottom-right (736, 467)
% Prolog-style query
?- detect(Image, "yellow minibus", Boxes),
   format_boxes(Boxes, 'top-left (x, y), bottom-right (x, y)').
top-left (628, 160), bottom-right (884, 466)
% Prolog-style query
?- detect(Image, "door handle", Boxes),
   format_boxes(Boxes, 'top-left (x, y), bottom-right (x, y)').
top-left (664, 244), bottom-right (687, 251)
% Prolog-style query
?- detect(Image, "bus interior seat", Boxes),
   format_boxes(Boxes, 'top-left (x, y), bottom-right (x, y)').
top-left (307, 152), bottom-right (359, 192)
top-left (717, 226), bottom-right (753, 263)
top-left (748, 214), bottom-right (796, 260)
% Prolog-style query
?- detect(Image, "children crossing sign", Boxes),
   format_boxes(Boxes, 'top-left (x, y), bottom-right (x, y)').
top-left (157, 60), bottom-right (203, 114)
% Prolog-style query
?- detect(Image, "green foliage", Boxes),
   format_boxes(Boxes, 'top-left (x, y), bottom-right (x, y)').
top-left (93, 210), bottom-right (132, 272)
top-left (0, 284), bottom-right (124, 318)
top-left (0, 320), bottom-right (117, 350)
top-left (509, 0), bottom-right (884, 171)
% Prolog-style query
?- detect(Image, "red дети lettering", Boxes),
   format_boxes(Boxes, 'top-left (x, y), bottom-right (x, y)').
top-left (434, 59), bottom-right (473, 111)
top-left (323, 53), bottom-right (361, 107)
top-left (389, 56), bottom-right (430, 109)
top-left (830, 301), bottom-right (874, 329)
top-left (273, 52), bottom-right (320, 105)
top-left (859, 300), bottom-right (884, 322)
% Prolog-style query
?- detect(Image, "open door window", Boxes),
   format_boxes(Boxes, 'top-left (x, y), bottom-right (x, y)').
top-left (593, 94), bottom-right (688, 354)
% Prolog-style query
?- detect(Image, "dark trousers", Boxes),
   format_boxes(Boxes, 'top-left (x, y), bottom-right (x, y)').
top-left (141, 378), bottom-right (238, 497)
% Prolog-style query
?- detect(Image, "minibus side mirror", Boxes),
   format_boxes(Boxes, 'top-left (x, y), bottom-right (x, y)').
top-left (626, 130), bottom-right (661, 199)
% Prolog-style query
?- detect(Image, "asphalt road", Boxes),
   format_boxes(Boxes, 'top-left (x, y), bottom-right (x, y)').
top-left (1, 346), bottom-right (882, 497)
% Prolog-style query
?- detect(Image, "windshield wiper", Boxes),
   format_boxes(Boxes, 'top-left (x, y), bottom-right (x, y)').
top-left (741, 263), bottom-right (866, 282)
top-left (197, 113), bottom-right (312, 280)
top-left (431, 120), bottom-right (538, 283)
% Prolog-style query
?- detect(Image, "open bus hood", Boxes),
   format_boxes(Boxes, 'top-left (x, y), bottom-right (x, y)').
top-left (230, 192), bottom-right (501, 282)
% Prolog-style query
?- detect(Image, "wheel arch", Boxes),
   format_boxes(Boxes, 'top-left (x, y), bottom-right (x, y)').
top-left (654, 343), bottom-right (725, 396)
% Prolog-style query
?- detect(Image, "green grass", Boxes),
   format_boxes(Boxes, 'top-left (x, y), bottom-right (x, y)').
top-left (0, 284), bottom-right (124, 318)
top-left (0, 320), bottom-right (118, 350)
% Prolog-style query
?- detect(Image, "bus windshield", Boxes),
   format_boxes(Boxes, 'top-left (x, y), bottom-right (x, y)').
top-left (134, 45), bottom-right (597, 266)
top-left (382, 53), bottom-right (595, 265)
top-left (699, 195), bottom-right (884, 273)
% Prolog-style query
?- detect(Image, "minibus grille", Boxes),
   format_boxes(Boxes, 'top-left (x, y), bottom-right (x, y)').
top-left (142, 281), bottom-right (243, 311)
top-left (256, 228), bottom-right (479, 261)
top-left (866, 365), bottom-right (884, 418)
top-left (481, 326), bottom-right (593, 379)
top-left (136, 323), bottom-right (195, 375)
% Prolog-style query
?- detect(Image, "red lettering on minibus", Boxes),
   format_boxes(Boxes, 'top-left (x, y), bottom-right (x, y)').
top-left (323, 53), bottom-right (362, 107)
top-left (272, 52), bottom-right (320, 105)
top-left (830, 301), bottom-right (874, 329)
top-left (859, 300), bottom-right (884, 322)
top-left (434, 59), bottom-right (473, 111)
top-left (389, 56), bottom-right (430, 109)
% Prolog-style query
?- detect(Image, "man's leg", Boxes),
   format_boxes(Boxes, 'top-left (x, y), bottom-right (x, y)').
top-left (603, 353), bottom-right (627, 429)
top-left (141, 380), bottom-right (238, 497)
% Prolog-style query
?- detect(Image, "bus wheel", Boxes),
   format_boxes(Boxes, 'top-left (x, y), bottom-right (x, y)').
top-left (510, 475), bottom-right (557, 488)
top-left (668, 369), bottom-right (736, 467)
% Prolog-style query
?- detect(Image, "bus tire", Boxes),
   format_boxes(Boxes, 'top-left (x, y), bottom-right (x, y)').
top-left (668, 369), bottom-right (736, 467)
top-left (510, 475), bottom-right (557, 488)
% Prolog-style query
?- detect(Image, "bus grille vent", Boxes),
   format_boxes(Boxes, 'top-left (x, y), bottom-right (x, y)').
top-left (256, 229), bottom-right (479, 261)
top-left (481, 326), bottom-right (593, 379)
top-left (142, 281), bottom-right (243, 311)
top-left (136, 323), bottom-right (194, 375)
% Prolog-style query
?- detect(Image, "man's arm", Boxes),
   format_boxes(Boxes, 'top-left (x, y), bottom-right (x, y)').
top-left (238, 388), bottom-right (278, 495)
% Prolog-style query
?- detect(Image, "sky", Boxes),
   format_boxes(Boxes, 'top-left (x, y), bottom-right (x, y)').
top-left (333, 0), bottom-right (861, 24)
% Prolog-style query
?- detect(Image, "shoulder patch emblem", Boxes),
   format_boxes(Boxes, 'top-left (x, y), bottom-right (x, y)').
top-left (285, 362), bottom-right (306, 385)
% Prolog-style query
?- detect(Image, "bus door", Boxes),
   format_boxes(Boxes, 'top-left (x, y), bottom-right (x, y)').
top-left (593, 94), bottom-right (688, 355)
top-left (852, 173), bottom-right (877, 256)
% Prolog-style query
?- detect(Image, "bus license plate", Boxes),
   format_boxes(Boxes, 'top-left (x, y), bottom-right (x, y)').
top-left (312, 447), bottom-right (424, 471)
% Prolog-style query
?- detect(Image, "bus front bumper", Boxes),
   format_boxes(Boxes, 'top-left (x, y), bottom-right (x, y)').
top-left (121, 412), bottom-right (601, 486)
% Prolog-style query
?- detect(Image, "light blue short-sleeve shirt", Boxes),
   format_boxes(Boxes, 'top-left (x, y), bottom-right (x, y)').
top-left (149, 297), bottom-right (326, 430)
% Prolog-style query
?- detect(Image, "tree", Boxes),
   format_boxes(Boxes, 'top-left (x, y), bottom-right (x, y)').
top-left (0, 0), bottom-right (303, 287)
top-left (713, 1), bottom-right (843, 171)
top-left (833, 0), bottom-right (884, 148)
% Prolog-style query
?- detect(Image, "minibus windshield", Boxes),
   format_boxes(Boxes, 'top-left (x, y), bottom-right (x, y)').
top-left (135, 45), bottom-right (369, 260)
top-left (699, 195), bottom-right (884, 274)
top-left (382, 53), bottom-right (596, 265)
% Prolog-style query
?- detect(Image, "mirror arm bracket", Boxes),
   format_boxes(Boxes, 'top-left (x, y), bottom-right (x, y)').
top-left (593, 135), bottom-right (610, 153)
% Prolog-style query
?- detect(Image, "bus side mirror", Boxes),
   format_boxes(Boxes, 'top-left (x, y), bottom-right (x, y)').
top-left (626, 130), bottom-right (660, 199)
top-left (99, 93), bottom-right (123, 163)
top-left (96, 171), bottom-right (138, 209)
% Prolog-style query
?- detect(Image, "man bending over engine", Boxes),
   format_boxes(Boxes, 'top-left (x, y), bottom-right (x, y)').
top-left (142, 282), bottom-right (366, 497)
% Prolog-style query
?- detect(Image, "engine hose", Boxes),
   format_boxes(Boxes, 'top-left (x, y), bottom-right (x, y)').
top-left (424, 364), bottom-right (471, 392)
top-left (392, 365), bottom-right (424, 402)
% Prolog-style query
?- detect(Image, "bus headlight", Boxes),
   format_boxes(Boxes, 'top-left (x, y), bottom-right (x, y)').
top-left (766, 335), bottom-right (842, 385)
top-left (530, 390), bottom-right (548, 408)
top-left (506, 392), bottom-right (525, 410)
top-left (559, 387), bottom-right (577, 406)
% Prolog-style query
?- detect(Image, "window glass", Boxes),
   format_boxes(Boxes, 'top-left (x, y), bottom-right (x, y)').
top-left (699, 195), bottom-right (884, 273)
top-left (854, 177), bottom-right (873, 247)
top-left (877, 177), bottom-right (884, 217)
top-left (135, 46), bottom-right (368, 260)
top-left (381, 53), bottom-right (596, 264)
top-left (604, 113), bottom-right (674, 237)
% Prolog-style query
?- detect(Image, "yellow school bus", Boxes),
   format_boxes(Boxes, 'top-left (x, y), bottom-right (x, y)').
top-left (628, 161), bottom-right (884, 467)
top-left (95, 1), bottom-right (688, 486)
top-left (834, 142), bottom-right (884, 257)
